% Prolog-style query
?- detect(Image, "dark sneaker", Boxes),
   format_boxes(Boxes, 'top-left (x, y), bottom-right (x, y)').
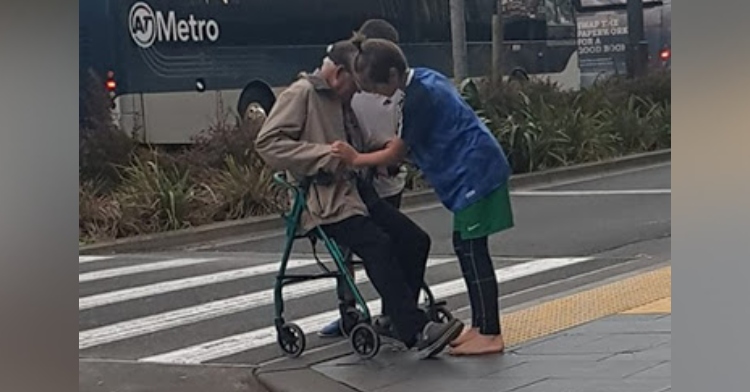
top-left (415, 319), bottom-right (464, 359)
top-left (317, 318), bottom-right (343, 338)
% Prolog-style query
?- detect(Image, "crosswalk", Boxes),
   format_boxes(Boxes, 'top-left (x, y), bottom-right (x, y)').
top-left (78, 252), bottom-right (595, 365)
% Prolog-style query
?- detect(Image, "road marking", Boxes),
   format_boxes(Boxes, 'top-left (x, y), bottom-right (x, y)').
top-left (137, 257), bottom-right (591, 364)
top-left (78, 257), bottom-right (458, 350)
top-left (511, 189), bottom-right (670, 196)
top-left (79, 256), bottom-right (452, 310)
top-left (79, 258), bottom-right (219, 283)
top-left (79, 256), bottom-right (114, 264)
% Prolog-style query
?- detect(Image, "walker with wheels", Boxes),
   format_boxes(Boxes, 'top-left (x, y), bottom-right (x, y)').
top-left (271, 171), bottom-right (454, 359)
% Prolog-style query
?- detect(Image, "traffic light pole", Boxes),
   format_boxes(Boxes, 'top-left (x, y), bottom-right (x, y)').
top-left (450, 0), bottom-right (469, 82)
top-left (491, 0), bottom-right (504, 84)
top-left (626, 0), bottom-right (649, 77)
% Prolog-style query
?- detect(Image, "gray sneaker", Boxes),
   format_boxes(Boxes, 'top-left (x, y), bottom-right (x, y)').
top-left (415, 319), bottom-right (464, 359)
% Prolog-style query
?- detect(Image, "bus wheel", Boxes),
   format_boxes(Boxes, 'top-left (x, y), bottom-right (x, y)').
top-left (238, 83), bottom-right (275, 137)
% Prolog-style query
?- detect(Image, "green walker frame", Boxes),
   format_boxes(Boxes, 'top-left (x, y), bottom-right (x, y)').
top-left (271, 171), bottom-right (453, 359)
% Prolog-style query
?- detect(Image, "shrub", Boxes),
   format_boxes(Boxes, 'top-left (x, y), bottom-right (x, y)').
top-left (79, 70), bottom-right (136, 191)
top-left (79, 181), bottom-right (121, 243)
top-left (200, 154), bottom-right (285, 221)
top-left (494, 92), bottom-right (570, 173)
top-left (114, 152), bottom-right (207, 236)
top-left (460, 72), bottom-right (670, 174)
top-left (653, 101), bottom-right (671, 148)
top-left (500, 92), bottom-right (622, 172)
top-left (182, 110), bottom-right (264, 170)
top-left (602, 95), bottom-right (670, 153)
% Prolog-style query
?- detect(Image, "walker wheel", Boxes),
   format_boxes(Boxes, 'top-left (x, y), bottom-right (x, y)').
top-left (277, 323), bottom-right (306, 358)
top-left (432, 306), bottom-right (454, 323)
top-left (350, 323), bottom-right (380, 359)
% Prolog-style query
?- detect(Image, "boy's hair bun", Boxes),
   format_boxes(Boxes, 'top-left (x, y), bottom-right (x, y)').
top-left (350, 31), bottom-right (367, 52)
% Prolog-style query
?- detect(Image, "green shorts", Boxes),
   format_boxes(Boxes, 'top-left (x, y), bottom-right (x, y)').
top-left (453, 184), bottom-right (515, 240)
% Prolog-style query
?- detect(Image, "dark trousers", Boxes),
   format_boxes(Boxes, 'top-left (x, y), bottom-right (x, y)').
top-left (333, 190), bottom-right (407, 307)
top-left (367, 195), bottom-right (428, 313)
top-left (452, 232), bottom-right (501, 335)
top-left (381, 191), bottom-right (402, 209)
top-left (358, 190), bottom-right (423, 313)
top-left (322, 203), bottom-right (430, 346)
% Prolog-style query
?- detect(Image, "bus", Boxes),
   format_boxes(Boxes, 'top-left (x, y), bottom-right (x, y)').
top-left (80, 0), bottom-right (582, 145)
top-left (572, 0), bottom-right (671, 86)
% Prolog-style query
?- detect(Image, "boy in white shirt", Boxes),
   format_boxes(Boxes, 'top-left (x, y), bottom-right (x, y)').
top-left (351, 89), bottom-right (406, 208)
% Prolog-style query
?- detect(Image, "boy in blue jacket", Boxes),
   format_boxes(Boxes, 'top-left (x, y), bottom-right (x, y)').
top-left (331, 35), bottom-right (515, 356)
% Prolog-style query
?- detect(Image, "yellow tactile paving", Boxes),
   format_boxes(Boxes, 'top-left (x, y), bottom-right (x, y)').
top-left (501, 266), bottom-right (671, 348)
top-left (621, 297), bottom-right (671, 314)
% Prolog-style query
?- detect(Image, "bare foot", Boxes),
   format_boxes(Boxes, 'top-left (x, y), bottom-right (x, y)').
top-left (449, 334), bottom-right (505, 356)
top-left (449, 326), bottom-right (478, 347)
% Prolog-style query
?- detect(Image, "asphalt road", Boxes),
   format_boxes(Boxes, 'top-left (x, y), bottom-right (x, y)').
top-left (206, 163), bottom-right (671, 257)
top-left (78, 163), bottom-right (671, 370)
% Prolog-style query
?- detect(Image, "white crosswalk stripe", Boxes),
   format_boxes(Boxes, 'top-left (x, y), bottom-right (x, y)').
top-left (79, 253), bottom-right (592, 364)
top-left (79, 257), bottom-right (218, 283)
top-left (79, 256), bottom-right (114, 264)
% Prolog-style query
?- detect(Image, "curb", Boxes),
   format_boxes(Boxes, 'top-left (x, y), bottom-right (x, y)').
top-left (256, 367), bottom-right (359, 392)
top-left (78, 359), bottom-right (266, 392)
top-left (79, 149), bottom-right (670, 255)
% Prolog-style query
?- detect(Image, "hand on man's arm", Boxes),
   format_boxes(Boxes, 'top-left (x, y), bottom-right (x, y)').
top-left (331, 137), bottom-right (406, 169)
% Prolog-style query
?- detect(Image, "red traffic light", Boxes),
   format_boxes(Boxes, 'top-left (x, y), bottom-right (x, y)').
top-left (659, 48), bottom-right (671, 60)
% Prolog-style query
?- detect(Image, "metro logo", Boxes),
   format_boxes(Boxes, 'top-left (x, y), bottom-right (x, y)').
top-left (128, 1), bottom-right (220, 49)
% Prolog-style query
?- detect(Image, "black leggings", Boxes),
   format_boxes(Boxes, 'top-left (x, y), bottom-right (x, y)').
top-left (452, 232), bottom-right (501, 335)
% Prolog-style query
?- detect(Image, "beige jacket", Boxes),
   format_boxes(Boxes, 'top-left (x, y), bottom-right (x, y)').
top-left (254, 72), bottom-right (368, 232)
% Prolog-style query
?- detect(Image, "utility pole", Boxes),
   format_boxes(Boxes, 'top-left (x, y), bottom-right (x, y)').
top-left (491, 0), bottom-right (505, 84)
top-left (450, 0), bottom-right (469, 82)
top-left (626, 0), bottom-right (648, 78)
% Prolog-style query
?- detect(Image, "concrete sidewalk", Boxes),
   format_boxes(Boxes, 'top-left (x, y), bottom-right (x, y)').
top-left (258, 265), bottom-right (671, 392)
